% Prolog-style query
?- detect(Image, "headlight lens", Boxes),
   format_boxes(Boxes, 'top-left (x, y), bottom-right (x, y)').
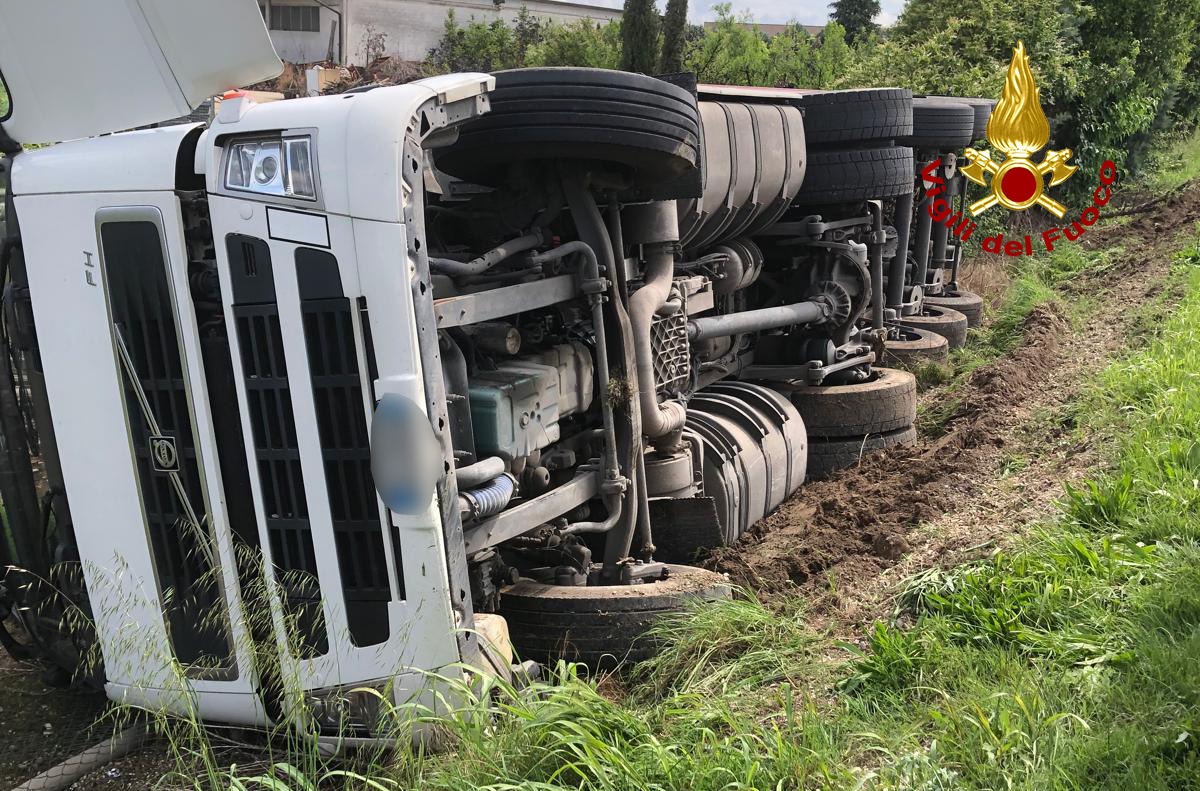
top-left (225, 136), bottom-right (316, 200)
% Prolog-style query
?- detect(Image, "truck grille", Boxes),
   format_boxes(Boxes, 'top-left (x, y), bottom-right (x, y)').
top-left (100, 218), bottom-right (231, 669)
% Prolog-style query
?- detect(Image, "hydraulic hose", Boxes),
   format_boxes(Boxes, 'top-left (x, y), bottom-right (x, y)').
top-left (429, 229), bottom-right (544, 277)
top-left (10, 723), bottom-right (147, 791)
top-left (455, 456), bottom-right (506, 490)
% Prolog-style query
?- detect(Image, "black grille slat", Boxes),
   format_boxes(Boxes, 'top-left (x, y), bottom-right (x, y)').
top-left (227, 235), bottom-right (328, 659)
top-left (296, 248), bottom-right (397, 648)
top-left (100, 220), bottom-right (231, 669)
top-left (301, 296), bottom-right (390, 647)
top-left (233, 305), bottom-right (327, 658)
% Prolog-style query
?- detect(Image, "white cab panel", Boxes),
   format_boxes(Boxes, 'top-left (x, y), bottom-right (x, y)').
top-left (0, 0), bottom-right (280, 143)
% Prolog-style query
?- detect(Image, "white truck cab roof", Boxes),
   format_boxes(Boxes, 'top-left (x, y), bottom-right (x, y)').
top-left (0, 0), bottom-right (282, 144)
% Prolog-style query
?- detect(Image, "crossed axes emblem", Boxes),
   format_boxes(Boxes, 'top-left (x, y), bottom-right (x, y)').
top-left (961, 147), bottom-right (1077, 218)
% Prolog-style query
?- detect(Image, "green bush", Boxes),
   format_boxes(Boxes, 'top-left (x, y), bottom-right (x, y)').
top-left (683, 5), bottom-right (851, 89)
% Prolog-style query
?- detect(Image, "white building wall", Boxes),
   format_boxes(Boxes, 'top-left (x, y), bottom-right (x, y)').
top-left (260, 1), bottom-right (345, 63)
top-left (346, 0), bottom-right (621, 65)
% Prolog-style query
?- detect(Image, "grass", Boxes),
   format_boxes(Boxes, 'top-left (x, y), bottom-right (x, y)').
top-left (915, 235), bottom-right (1127, 433)
top-left (1147, 130), bottom-right (1200, 192)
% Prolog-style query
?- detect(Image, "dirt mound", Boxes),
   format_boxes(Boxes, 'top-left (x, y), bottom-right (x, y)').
top-left (706, 179), bottom-right (1200, 597)
top-left (706, 303), bottom-right (1071, 593)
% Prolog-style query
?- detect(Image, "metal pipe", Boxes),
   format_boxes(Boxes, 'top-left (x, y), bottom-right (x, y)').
top-left (529, 241), bottom-right (620, 482)
top-left (429, 229), bottom-right (544, 277)
top-left (688, 299), bottom-right (829, 342)
top-left (455, 456), bottom-right (506, 489)
top-left (560, 491), bottom-right (623, 535)
top-left (561, 174), bottom-right (636, 573)
top-left (629, 241), bottom-right (687, 438)
top-left (867, 201), bottom-right (885, 331)
top-left (911, 192), bottom-right (933, 299)
top-left (950, 173), bottom-right (966, 287)
top-left (889, 191), bottom-right (913, 309)
top-left (632, 449), bottom-right (654, 560)
top-left (929, 153), bottom-right (955, 291)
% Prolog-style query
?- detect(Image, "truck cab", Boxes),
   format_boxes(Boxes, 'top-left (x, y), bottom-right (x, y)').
top-left (0, 0), bottom-right (921, 740)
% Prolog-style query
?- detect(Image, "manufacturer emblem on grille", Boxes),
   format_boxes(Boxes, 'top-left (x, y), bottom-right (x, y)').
top-left (150, 435), bottom-right (179, 473)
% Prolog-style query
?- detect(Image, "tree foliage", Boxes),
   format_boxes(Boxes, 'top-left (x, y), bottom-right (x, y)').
top-left (427, 8), bottom-right (619, 73)
top-left (620, 0), bottom-right (660, 73)
top-left (829, 0), bottom-right (880, 42)
top-left (684, 5), bottom-right (850, 89)
top-left (528, 19), bottom-right (623, 69)
top-left (659, 0), bottom-right (688, 73)
top-left (423, 0), bottom-right (1200, 187)
top-left (843, 0), bottom-right (1200, 184)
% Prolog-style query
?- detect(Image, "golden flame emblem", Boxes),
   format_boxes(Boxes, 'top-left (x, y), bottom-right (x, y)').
top-left (962, 41), bottom-right (1077, 217)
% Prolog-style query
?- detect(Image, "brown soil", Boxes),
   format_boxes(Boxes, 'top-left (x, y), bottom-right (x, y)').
top-left (706, 182), bottom-right (1200, 630)
top-left (0, 640), bottom-right (106, 788)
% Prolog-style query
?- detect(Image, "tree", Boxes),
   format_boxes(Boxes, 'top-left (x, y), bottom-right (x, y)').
top-left (527, 19), bottom-right (623, 69)
top-left (829, 0), bottom-right (879, 42)
top-left (620, 0), bottom-right (660, 73)
top-left (659, 0), bottom-right (688, 73)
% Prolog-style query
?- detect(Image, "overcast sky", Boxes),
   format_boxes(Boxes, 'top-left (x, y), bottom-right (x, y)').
top-left (585, 0), bottom-right (907, 26)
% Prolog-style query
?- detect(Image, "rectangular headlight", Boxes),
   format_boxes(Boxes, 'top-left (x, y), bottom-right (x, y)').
top-left (224, 135), bottom-right (316, 200)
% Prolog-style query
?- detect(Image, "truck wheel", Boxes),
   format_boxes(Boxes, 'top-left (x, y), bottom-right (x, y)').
top-left (806, 425), bottom-right (919, 480)
top-left (925, 288), bottom-right (983, 327)
top-left (900, 99), bottom-right (975, 151)
top-left (793, 145), bottom-right (914, 205)
top-left (924, 97), bottom-right (995, 141)
top-left (969, 100), bottom-right (995, 141)
top-left (784, 368), bottom-right (917, 438)
top-left (436, 67), bottom-right (700, 192)
top-left (499, 565), bottom-right (731, 671)
top-left (899, 305), bottom-right (969, 348)
top-left (883, 326), bottom-right (950, 366)
top-left (792, 88), bottom-right (913, 146)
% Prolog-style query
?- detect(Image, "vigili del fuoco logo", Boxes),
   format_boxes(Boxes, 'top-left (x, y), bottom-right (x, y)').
top-left (921, 41), bottom-right (1118, 257)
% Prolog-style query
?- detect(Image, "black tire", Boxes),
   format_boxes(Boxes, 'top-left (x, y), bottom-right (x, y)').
top-left (883, 325), bottom-right (950, 366)
top-left (785, 368), bottom-right (917, 438)
top-left (899, 305), bottom-right (969, 348)
top-left (807, 425), bottom-right (919, 480)
top-left (966, 100), bottom-right (994, 141)
top-left (925, 97), bottom-right (995, 141)
top-left (792, 88), bottom-right (913, 146)
top-left (500, 565), bottom-right (731, 670)
top-left (437, 68), bottom-right (700, 192)
top-left (900, 99), bottom-right (975, 151)
top-left (793, 145), bottom-right (914, 205)
top-left (925, 288), bottom-right (984, 328)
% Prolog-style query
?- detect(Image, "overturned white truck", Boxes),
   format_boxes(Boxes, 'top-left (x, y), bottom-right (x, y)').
top-left (0, 1), bottom-right (940, 736)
